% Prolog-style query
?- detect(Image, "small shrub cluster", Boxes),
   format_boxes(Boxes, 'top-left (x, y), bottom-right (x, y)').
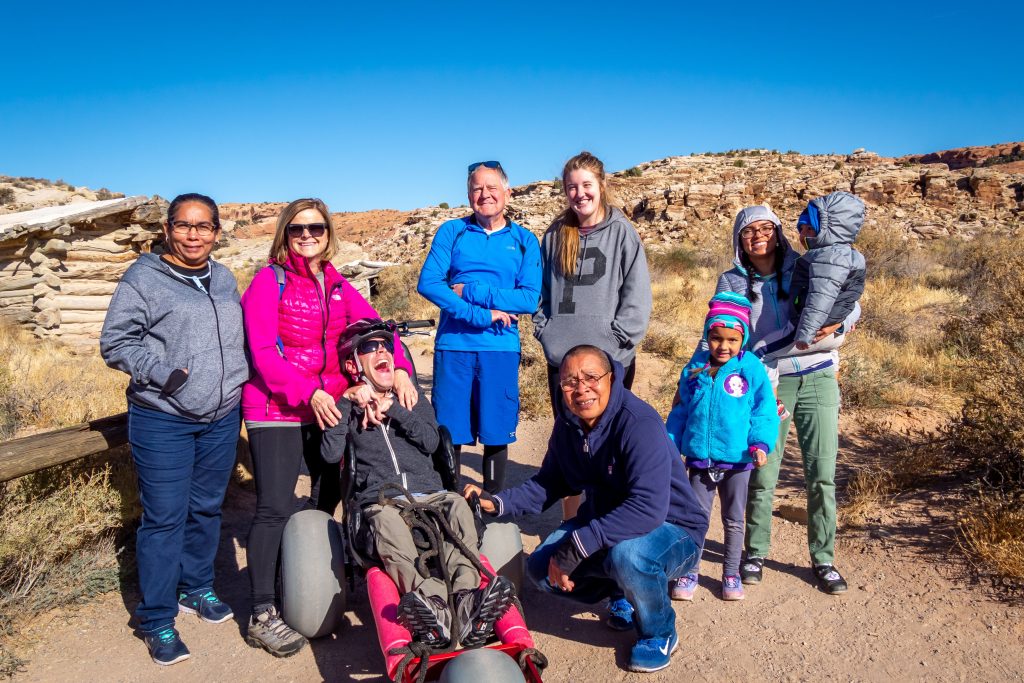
top-left (621, 167), bottom-right (643, 178)
top-left (0, 188), bottom-right (14, 205)
top-left (438, 202), bottom-right (450, 210)
top-left (941, 240), bottom-right (1024, 587)
top-left (372, 262), bottom-right (436, 323)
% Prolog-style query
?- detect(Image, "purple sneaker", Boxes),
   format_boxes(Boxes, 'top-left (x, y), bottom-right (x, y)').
top-left (670, 573), bottom-right (698, 601)
top-left (722, 574), bottom-right (745, 601)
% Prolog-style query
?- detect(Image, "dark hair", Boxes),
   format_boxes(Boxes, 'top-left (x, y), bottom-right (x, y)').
top-left (561, 344), bottom-right (612, 374)
top-left (740, 238), bottom-right (789, 303)
top-left (167, 193), bottom-right (221, 231)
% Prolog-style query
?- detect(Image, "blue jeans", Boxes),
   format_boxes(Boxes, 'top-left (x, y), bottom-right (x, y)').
top-left (526, 520), bottom-right (700, 640)
top-left (128, 403), bottom-right (240, 632)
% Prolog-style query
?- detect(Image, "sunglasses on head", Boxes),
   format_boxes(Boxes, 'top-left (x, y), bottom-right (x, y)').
top-left (286, 223), bottom-right (327, 238)
top-left (357, 338), bottom-right (394, 355)
top-left (467, 160), bottom-right (503, 174)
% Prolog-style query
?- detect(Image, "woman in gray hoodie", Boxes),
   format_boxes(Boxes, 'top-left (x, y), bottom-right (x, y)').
top-left (532, 151), bottom-right (652, 520)
top-left (100, 193), bottom-right (249, 666)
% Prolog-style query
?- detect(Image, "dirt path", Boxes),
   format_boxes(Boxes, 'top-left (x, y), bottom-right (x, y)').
top-left (13, 350), bottom-right (1024, 682)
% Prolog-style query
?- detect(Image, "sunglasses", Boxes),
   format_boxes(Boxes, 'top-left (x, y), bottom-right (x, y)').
top-left (467, 160), bottom-right (503, 174)
top-left (357, 338), bottom-right (394, 355)
top-left (286, 223), bottom-right (327, 238)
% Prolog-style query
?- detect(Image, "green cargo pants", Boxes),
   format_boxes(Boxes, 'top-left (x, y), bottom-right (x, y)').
top-left (744, 368), bottom-right (839, 566)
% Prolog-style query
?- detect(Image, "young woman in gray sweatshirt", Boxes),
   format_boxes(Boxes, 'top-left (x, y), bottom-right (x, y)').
top-left (532, 152), bottom-right (653, 521)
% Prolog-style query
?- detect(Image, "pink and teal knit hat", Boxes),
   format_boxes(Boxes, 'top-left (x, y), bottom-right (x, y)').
top-left (703, 291), bottom-right (752, 347)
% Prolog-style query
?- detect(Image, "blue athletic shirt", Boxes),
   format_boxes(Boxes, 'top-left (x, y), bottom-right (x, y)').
top-left (417, 215), bottom-right (542, 353)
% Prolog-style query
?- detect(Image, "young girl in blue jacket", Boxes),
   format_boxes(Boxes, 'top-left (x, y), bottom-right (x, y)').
top-left (665, 292), bottom-right (779, 601)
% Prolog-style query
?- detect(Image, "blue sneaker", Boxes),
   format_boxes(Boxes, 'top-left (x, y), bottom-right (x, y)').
top-left (605, 597), bottom-right (634, 631)
top-left (143, 626), bottom-right (190, 666)
top-left (178, 588), bottom-right (234, 624)
top-left (629, 632), bottom-right (679, 673)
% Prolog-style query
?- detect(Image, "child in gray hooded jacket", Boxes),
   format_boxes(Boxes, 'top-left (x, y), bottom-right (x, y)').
top-left (755, 191), bottom-right (866, 357)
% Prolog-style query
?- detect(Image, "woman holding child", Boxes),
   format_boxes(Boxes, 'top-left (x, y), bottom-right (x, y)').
top-left (715, 200), bottom-right (861, 595)
top-left (240, 198), bottom-right (417, 656)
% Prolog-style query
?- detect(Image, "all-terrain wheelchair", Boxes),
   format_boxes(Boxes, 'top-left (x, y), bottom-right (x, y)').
top-left (275, 320), bottom-right (545, 682)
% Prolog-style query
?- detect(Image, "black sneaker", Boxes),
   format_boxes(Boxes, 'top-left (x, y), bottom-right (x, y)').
top-left (814, 565), bottom-right (848, 595)
top-left (740, 557), bottom-right (764, 585)
top-left (455, 575), bottom-right (516, 649)
top-left (142, 626), bottom-right (190, 666)
top-left (398, 592), bottom-right (452, 649)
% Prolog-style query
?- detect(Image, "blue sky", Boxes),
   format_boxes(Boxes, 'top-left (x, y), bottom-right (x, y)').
top-left (2, 1), bottom-right (1021, 211)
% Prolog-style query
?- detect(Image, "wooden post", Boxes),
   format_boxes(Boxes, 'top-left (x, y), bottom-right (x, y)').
top-left (0, 413), bottom-right (128, 482)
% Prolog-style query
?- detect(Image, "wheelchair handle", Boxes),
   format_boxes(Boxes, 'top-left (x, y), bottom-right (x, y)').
top-left (393, 319), bottom-right (435, 335)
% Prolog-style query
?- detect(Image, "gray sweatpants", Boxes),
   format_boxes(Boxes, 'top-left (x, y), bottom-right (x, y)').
top-left (688, 468), bottom-right (752, 576)
top-left (364, 491), bottom-right (480, 601)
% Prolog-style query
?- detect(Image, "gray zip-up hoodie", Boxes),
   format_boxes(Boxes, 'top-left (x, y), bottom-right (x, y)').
top-left (320, 387), bottom-right (442, 507)
top-left (100, 253), bottom-right (250, 422)
top-left (532, 206), bottom-right (652, 366)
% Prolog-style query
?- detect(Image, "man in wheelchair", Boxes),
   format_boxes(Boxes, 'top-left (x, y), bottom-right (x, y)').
top-left (322, 318), bottom-right (516, 650)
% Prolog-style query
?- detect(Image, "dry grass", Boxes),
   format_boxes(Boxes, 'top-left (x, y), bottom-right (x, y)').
top-left (0, 324), bottom-right (127, 439)
top-left (372, 262), bottom-right (437, 323)
top-left (959, 493), bottom-right (1024, 589)
top-left (0, 461), bottom-right (140, 677)
top-left (641, 247), bottom-right (722, 364)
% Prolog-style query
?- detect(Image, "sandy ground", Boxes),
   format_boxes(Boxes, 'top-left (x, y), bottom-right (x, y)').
top-left (13, 348), bottom-right (1024, 682)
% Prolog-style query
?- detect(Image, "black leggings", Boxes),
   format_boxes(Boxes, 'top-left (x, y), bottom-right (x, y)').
top-left (547, 359), bottom-right (636, 418)
top-left (453, 444), bottom-right (507, 494)
top-left (246, 424), bottom-right (341, 607)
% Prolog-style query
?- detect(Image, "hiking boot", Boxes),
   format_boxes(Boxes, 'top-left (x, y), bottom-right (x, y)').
top-left (246, 605), bottom-right (308, 657)
top-left (670, 572), bottom-right (698, 601)
top-left (142, 626), bottom-right (190, 666)
top-left (814, 565), bottom-right (848, 595)
top-left (628, 632), bottom-right (678, 673)
top-left (740, 557), bottom-right (764, 585)
top-left (398, 592), bottom-right (452, 649)
top-left (178, 588), bottom-right (233, 624)
top-left (722, 574), bottom-right (745, 601)
top-left (455, 575), bottom-right (516, 649)
top-left (605, 597), bottom-right (634, 631)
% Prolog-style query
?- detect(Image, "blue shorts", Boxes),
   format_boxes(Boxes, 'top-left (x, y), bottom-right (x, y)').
top-left (432, 350), bottom-right (520, 446)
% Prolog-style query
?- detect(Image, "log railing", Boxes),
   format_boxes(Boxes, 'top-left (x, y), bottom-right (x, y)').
top-left (0, 413), bottom-right (128, 482)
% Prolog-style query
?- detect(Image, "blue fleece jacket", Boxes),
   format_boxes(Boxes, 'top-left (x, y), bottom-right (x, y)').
top-left (417, 215), bottom-right (542, 353)
top-left (493, 357), bottom-right (709, 557)
top-left (665, 350), bottom-right (779, 467)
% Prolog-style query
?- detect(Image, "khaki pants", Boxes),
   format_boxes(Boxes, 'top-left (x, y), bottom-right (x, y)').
top-left (364, 491), bottom-right (480, 601)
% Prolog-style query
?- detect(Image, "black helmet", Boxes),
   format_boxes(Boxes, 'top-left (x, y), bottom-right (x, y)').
top-left (338, 318), bottom-right (396, 361)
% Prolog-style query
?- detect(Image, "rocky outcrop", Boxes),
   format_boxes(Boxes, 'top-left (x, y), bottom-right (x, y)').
top-left (361, 145), bottom-right (1023, 264)
top-left (899, 142), bottom-right (1024, 170)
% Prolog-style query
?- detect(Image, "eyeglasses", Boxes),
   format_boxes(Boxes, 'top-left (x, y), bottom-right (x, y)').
top-left (357, 338), bottom-right (394, 355)
top-left (170, 221), bottom-right (216, 236)
top-left (739, 224), bottom-right (775, 239)
top-left (467, 160), bottom-right (503, 174)
top-left (286, 223), bottom-right (327, 238)
top-left (559, 370), bottom-right (610, 391)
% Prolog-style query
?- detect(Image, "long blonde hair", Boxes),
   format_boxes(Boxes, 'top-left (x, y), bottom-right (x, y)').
top-left (551, 151), bottom-right (612, 277)
top-left (268, 198), bottom-right (339, 266)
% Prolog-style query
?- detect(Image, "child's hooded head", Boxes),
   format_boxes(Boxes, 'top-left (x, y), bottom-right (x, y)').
top-left (704, 292), bottom-right (752, 359)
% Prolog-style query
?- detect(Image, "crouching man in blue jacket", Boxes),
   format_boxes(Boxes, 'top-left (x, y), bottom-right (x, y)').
top-left (464, 344), bottom-right (709, 673)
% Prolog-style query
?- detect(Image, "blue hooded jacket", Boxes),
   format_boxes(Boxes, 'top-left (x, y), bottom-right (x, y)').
top-left (666, 350), bottom-right (779, 467)
top-left (494, 355), bottom-right (709, 557)
top-left (417, 215), bottom-right (542, 353)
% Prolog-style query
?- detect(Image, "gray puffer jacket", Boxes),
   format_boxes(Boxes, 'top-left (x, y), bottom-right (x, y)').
top-left (100, 253), bottom-right (250, 422)
top-left (789, 192), bottom-right (866, 345)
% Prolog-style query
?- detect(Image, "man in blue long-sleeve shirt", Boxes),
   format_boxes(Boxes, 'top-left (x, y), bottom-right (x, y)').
top-left (464, 345), bottom-right (708, 673)
top-left (417, 160), bottom-right (541, 493)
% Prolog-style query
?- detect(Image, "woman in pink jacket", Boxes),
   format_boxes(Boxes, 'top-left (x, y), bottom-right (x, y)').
top-left (240, 197), bottom-right (416, 656)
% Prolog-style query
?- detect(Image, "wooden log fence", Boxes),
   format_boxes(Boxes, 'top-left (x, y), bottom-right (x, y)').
top-left (0, 413), bottom-right (128, 482)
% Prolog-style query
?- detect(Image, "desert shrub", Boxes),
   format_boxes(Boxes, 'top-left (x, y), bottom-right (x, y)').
top-left (0, 188), bottom-right (14, 205)
top-left (95, 188), bottom-right (117, 201)
top-left (373, 262), bottom-right (435, 323)
top-left (516, 317), bottom-right (549, 420)
top-left (622, 167), bottom-right (643, 178)
top-left (833, 161), bottom-right (844, 170)
top-left (439, 202), bottom-right (449, 210)
top-left (959, 492), bottom-right (1024, 589)
top-left (733, 159), bottom-right (745, 168)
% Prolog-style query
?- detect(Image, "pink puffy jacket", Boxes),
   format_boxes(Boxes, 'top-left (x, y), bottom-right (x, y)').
top-left (240, 250), bottom-right (412, 423)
